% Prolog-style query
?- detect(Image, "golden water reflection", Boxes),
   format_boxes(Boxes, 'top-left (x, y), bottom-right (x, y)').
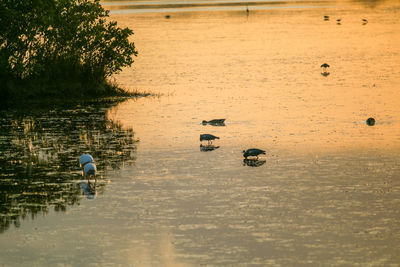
top-left (111, 2), bottom-right (400, 153)
top-left (1, 2), bottom-right (400, 265)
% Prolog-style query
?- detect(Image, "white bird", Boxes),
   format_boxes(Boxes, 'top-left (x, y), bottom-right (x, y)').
top-left (83, 162), bottom-right (97, 183)
top-left (79, 154), bottom-right (96, 183)
top-left (79, 153), bottom-right (94, 167)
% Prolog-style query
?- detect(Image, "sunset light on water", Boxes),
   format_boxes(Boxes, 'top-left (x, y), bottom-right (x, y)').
top-left (1, 0), bottom-right (400, 265)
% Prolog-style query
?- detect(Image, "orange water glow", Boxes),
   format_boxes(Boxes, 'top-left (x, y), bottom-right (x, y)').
top-left (108, 2), bottom-right (400, 155)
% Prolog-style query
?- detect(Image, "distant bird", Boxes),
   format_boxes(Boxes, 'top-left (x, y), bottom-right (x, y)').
top-left (321, 63), bottom-right (330, 74)
top-left (366, 117), bottom-right (375, 126)
top-left (202, 119), bottom-right (226, 125)
top-left (246, 5), bottom-right (249, 16)
top-left (79, 153), bottom-right (94, 168)
top-left (243, 148), bottom-right (266, 159)
top-left (80, 154), bottom-right (96, 183)
top-left (200, 134), bottom-right (220, 144)
top-left (324, 15), bottom-right (329, 20)
top-left (165, 15), bottom-right (170, 19)
top-left (362, 19), bottom-right (368, 25)
top-left (336, 19), bottom-right (341, 22)
top-left (84, 162), bottom-right (97, 183)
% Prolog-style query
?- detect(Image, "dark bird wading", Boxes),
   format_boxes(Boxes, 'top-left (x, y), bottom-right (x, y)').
top-left (202, 119), bottom-right (226, 125)
top-left (200, 134), bottom-right (220, 144)
top-left (243, 148), bottom-right (266, 159)
top-left (320, 63), bottom-right (330, 69)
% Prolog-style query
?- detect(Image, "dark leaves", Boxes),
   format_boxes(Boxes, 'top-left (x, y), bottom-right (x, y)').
top-left (0, 0), bottom-right (138, 98)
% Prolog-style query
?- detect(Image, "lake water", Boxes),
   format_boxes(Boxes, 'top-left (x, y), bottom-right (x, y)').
top-left (1, 0), bottom-right (400, 265)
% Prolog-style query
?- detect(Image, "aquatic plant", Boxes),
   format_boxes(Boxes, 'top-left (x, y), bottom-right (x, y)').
top-left (0, 0), bottom-right (138, 100)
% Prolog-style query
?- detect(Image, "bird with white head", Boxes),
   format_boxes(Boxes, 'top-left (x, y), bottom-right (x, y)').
top-left (79, 154), bottom-right (97, 183)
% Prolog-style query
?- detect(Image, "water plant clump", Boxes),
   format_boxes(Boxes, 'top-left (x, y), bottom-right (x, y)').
top-left (0, 0), bottom-right (138, 100)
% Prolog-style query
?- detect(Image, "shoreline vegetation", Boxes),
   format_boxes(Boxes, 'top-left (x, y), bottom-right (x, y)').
top-left (0, 0), bottom-right (142, 101)
top-left (0, 89), bottom-right (157, 110)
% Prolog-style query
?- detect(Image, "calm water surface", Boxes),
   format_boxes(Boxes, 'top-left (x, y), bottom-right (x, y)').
top-left (1, 1), bottom-right (400, 265)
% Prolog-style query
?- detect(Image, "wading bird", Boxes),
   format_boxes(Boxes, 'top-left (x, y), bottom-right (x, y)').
top-left (200, 134), bottom-right (220, 144)
top-left (79, 154), bottom-right (96, 183)
top-left (243, 148), bottom-right (266, 159)
top-left (79, 153), bottom-right (94, 167)
top-left (202, 119), bottom-right (226, 126)
top-left (84, 162), bottom-right (97, 183)
top-left (320, 63), bottom-right (330, 75)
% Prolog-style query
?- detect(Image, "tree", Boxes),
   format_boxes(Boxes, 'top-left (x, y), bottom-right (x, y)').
top-left (0, 0), bottom-right (138, 99)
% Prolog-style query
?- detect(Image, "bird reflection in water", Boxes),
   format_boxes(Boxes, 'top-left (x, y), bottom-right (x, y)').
top-left (320, 63), bottom-right (330, 77)
top-left (321, 71), bottom-right (330, 76)
top-left (79, 180), bottom-right (97, 199)
top-left (200, 144), bottom-right (220, 152)
top-left (243, 158), bottom-right (266, 167)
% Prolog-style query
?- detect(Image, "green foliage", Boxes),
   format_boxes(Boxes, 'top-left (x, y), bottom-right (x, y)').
top-left (0, 0), bottom-right (138, 99)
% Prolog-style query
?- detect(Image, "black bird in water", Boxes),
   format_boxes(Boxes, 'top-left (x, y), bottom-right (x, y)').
top-left (362, 19), bottom-right (368, 25)
top-left (200, 134), bottom-right (220, 144)
top-left (320, 63), bottom-right (330, 76)
top-left (366, 117), bottom-right (375, 126)
top-left (243, 148), bottom-right (266, 159)
top-left (202, 119), bottom-right (226, 126)
top-left (324, 15), bottom-right (330, 21)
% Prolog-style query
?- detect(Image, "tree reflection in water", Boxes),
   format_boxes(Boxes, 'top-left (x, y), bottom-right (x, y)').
top-left (0, 100), bottom-right (138, 233)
